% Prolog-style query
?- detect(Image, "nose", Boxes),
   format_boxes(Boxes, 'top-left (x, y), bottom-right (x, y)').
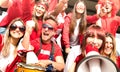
top-left (44, 27), bottom-right (49, 31)
top-left (92, 38), bottom-right (98, 45)
top-left (93, 38), bottom-right (97, 43)
top-left (15, 27), bottom-right (20, 31)
top-left (106, 43), bottom-right (111, 48)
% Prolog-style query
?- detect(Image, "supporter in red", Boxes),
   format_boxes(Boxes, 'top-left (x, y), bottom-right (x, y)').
top-left (0, 18), bottom-right (26, 72)
top-left (62, 0), bottom-right (100, 54)
top-left (63, 0), bottom-right (100, 71)
top-left (96, 0), bottom-right (120, 36)
top-left (53, 0), bottom-right (68, 62)
top-left (0, 0), bottom-right (68, 40)
top-left (0, 0), bottom-right (47, 40)
top-left (100, 32), bottom-right (120, 69)
top-left (21, 15), bottom-right (65, 72)
top-left (66, 24), bottom-right (106, 72)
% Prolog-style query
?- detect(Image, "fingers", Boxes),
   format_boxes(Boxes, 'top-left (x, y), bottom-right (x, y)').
top-left (25, 20), bottom-right (35, 34)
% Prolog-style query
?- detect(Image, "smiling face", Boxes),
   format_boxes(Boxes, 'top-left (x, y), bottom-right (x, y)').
top-left (34, 4), bottom-right (47, 17)
top-left (9, 21), bottom-right (25, 39)
top-left (75, 1), bottom-right (85, 14)
top-left (41, 19), bottom-right (57, 43)
top-left (86, 32), bottom-right (103, 49)
top-left (103, 0), bottom-right (113, 13)
top-left (104, 36), bottom-right (113, 55)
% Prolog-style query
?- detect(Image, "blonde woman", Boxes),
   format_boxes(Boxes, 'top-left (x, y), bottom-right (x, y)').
top-left (100, 32), bottom-right (120, 69)
top-left (0, 18), bottom-right (26, 72)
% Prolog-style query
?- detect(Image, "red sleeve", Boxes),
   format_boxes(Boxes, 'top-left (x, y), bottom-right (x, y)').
top-left (5, 55), bottom-right (21, 72)
top-left (54, 23), bottom-right (64, 38)
top-left (62, 15), bottom-right (71, 48)
top-left (0, 34), bottom-right (3, 51)
top-left (117, 56), bottom-right (120, 69)
top-left (0, 0), bottom-right (22, 27)
top-left (87, 14), bottom-right (99, 24)
top-left (54, 43), bottom-right (63, 58)
top-left (30, 38), bottom-right (41, 53)
top-left (74, 54), bottom-right (84, 63)
top-left (85, 44), bottom-right (99, 54)
top-left (48, 0), bottom-right (58, 12)
top-left (21, 0), bottom-right (33, 23)
top-left (79, 34), bottom-right (84, 45)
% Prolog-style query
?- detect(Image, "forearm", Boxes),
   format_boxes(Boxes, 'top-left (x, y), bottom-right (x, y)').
top-left (50, 0), bottom-right (68, 17)
top-left (0, 0), bottom-right (13, 8)
top-left (51, 60), bottom-right (65, 71)
top-left (22, 20), bottom-right (35, 50)
top-left (22, 31), bottom-right (31, 50)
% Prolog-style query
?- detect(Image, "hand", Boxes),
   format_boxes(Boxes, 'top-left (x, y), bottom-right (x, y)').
top-left (85, 44), bottom-right (99, 56)
top-left (98, 6), bottom-right (107, 17)
top-left (37, 60), bottom-right (52, 68)
top-left (26, 20), bottom-right (35, 34)
top-left (65, 47), bottom-right (70, 54)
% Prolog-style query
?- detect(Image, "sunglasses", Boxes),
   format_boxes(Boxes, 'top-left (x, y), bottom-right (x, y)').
top-left (10, 24), bottom-right (26, 32)
top-left (42, 24), bottom-right (54, 31)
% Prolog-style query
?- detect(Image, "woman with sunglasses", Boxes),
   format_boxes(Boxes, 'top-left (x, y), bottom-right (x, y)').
top-left (100, 32), bottom-right (120, 70)
top-left (0, 0), bottom-right (68, 41)
top-left (0, 18), bottom-right (26, 72)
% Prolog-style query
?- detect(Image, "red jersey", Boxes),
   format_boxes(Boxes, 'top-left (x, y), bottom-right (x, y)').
top-left (30, 38), bottom-right (63, 61)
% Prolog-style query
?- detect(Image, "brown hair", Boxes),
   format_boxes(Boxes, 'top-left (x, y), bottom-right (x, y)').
top-left (69, 0), bottom-right (87, 35)
top-left (81, 24), bottom-right (106, 56)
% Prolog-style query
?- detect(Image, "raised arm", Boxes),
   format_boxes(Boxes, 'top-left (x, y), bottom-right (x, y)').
top-left (0, 0), bottom-right (13, 8)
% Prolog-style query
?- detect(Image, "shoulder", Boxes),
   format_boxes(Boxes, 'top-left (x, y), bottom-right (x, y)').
top-left (30, 38), bottom-right (40, 47)
top-left (53, 42), bottom-right (61, 50)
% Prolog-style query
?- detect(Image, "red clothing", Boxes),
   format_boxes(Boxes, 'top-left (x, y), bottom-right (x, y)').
top-left (0, 0), bottom-right (42, 40)
top-left (74, 54), bottom-right (84, 64)
top-left (62, 13), bottom-right (99, 48)
top-left (0, 0), bottom-right (22, 27)
top-left (30, 38), bottom-right (63, 61)
top-left (117, 56), bottom-right (120, 69)
top-left (97, 0), bottom-right (120, 37)
top-left (0, 35), bottom-right (22, 72)
top-left (22, 0), bottom-right (41, 40)
top-left (0, 34), bottom-right (3, 51)
top-left (74, 44), bottom-right (99, 63)
top-left (5, 55), bottom-right (22, 72)
top-left (48, 0), bottom-right (58, 12)
top-left (99, 16), bottom-right (120, 36)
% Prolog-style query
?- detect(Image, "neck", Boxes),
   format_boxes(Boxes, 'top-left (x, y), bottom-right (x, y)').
top-left (103, 53), bottom-right (110, 57)
top-left (10, 37), bottom-right (20, 46)
top-left (76, 13), bottom-right (82, 19)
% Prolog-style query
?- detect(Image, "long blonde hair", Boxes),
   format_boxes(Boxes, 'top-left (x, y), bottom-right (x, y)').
top-left (1, 18), bottom-right (25, 57)
top-left (100, 32), bottom-right (117, 63)
top-left (69, 0), bottom-right (87, 35)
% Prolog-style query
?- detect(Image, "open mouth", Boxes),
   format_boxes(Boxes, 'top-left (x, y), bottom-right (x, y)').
top-left (43, 32), bottom-right (49, 36)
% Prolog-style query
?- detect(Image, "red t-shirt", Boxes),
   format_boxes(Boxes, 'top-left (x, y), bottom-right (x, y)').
top-left (30, 38), bottom-right (63, 61)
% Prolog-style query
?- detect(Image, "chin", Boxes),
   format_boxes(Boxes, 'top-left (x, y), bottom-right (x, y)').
top-left (36, 13), bottom-right (42, 17)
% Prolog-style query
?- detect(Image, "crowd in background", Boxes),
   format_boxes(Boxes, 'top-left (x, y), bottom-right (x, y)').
top-left (0, 0), bottom-right (120, 72)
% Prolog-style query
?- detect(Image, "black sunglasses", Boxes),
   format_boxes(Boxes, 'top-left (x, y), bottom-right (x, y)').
top-left (42, 24), bottom-right (54, 31)
top-left (10, 24), bottom-right (26, 32)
